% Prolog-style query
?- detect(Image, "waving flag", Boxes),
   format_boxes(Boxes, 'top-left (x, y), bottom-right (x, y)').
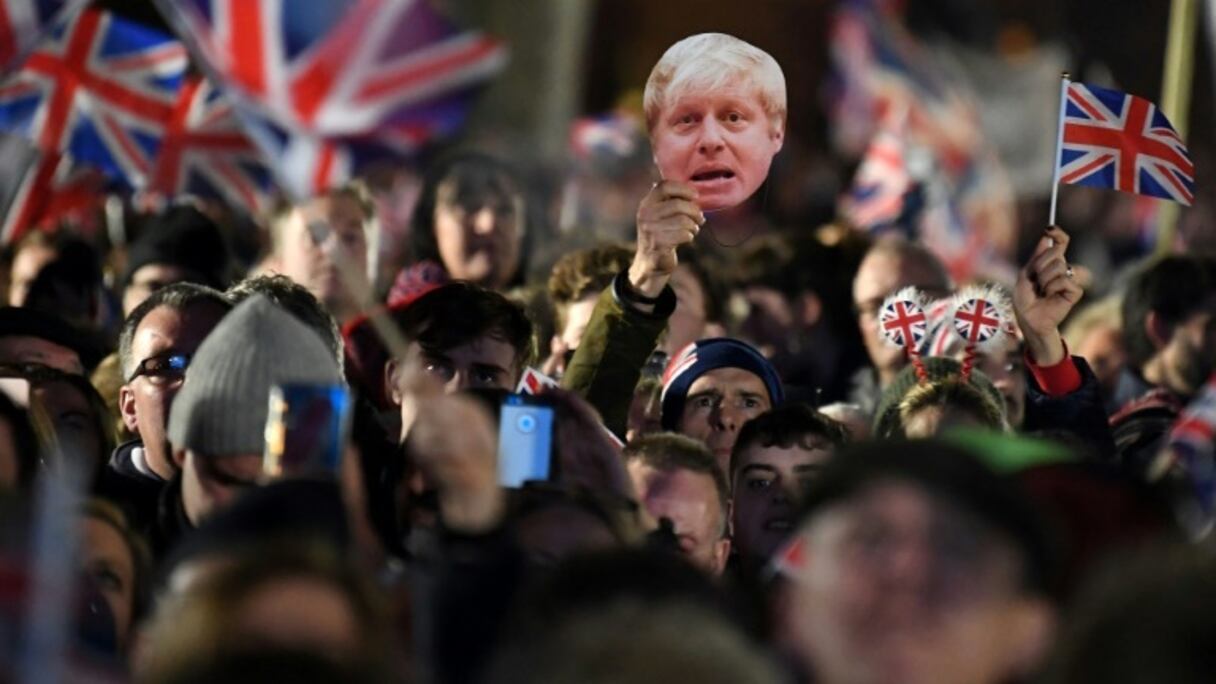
top-left (0, 0), bottom-right (87, 76)
top-left (841, 105), bottom-right (911, 230)
top-left (146, 75), bottom-right (273, 213)
top-left (0, 7), bottom-right (188, 186)
top-left (0, 147), bottom-right (103, 242)
top-left (1058, 82), bottom-right (1194, 205)
top-left (156, 0), bottom-right (506, 200)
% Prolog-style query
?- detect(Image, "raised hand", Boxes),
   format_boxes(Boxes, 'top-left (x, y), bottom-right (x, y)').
top-left (627, 180), bottom-right (704, 298)
top-left (1013, 226), bottom-right (1083, 366)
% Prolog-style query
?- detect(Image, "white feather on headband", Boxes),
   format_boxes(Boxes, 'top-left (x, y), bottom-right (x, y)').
top-left (948, 284), bottom-right (1014, 353)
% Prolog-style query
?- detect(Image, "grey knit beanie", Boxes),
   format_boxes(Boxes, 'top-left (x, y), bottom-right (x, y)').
top-left (167, 294), bottom-right (342, 458)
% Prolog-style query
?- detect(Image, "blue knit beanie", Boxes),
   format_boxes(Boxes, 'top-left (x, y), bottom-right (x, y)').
top-left (660, 338), bottom-right (784, 430)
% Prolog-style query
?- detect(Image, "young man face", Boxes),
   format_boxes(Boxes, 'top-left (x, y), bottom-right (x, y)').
top-left (852, 251), bottom-right (951, 386)
top-left (785, 481), bottom-right (1051, 684)
top-left (731, 437), bottom-right (832, 570)
top-left (678, 367), bottom-right (772, 471)
top-left (432, 178), bottom-right (523, 290)
top-left (651, 81), bottom-right (783, 212)
top-left (120, 301), bottom-right (228, 480)
top-left (627, 460), bottom-right (730, 575)
top-left (277, 193), bottom-right (370, 324)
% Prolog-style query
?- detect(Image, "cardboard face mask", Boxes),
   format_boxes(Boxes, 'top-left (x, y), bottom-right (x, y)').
top-left (645, 33), bottom-right (786, 212)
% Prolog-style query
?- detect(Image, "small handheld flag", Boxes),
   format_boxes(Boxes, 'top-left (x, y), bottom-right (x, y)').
top-left (1049, 74), bottom-right (1195, 225)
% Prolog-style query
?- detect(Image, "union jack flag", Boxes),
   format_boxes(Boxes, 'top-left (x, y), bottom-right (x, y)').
top-left (879, 297), bottom-right (925, 350)
top-left (145, 75), bottom-right (273, 214)
top-left (842, 109), bottom-right (911, 231)
top-left (1163, 372), bottom-right (1216, 515)
top-left (156, 0), bottom-right (507, 134)
top-left (0, 147), bottom-right (103, 242)
top-left (952, 298), bottom-right (1002, 345)
top-left (0, 0), bottom-right (86, 76)
top-left (1059, 82), bottom-right (1195, 206)
top-left (0, 8), bottom-right (188, 187)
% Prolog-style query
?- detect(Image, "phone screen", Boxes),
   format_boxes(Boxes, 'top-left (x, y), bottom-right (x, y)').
top-left (497, 394), bottom-right (554, 488)
top-left (263, 383), bottom-right (352, 481)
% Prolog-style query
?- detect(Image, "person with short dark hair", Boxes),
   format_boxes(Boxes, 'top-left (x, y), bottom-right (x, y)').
top-left (779, 439), bottom-right (1058, 684)
top-left (623, 432), bottom-right (730, 575)
top-left (406, 153), bottom-right (529, 292)
top-left (115, 283), bottom-right (231, 485)
top-left (120, 204), bottom-right (232, 316)
top-left (226, 274), bottom-right (344, 371)
top-left (0, 306), bottom-right (104, 374)
top-left (385, 282), bottom-right (534, 441)
top-left (1111, 255), bottom-right (1216, 472)
top-left (264, 183), bottom-right (375, 326)
top-left (543, 242), bottom-right (634, 377)
top-left (729, 403), bottom-right (846, 580)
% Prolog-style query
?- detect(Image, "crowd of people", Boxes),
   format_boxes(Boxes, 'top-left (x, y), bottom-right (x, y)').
top-left (0, 30), bottom-right (1214, 684)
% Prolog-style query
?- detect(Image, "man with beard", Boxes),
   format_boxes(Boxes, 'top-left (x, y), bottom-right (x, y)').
top-left (1110, 255), bottom-right (1216, 473)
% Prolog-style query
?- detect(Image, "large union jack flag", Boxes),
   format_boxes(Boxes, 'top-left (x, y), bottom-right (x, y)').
top-left (0, 8), bottom-right (188, 187)
top-left (155, 0), bottom-right (507, 199)
top-left (0, 0), bottom-right (86, 76)
top-left (1059, 82), bottom-right (1195, 206)
top-left (145, 75), bottom-right (273, 214)
top-left (156, 0), bottom-right (507, 135)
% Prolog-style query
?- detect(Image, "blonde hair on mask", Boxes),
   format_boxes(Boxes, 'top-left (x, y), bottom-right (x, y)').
top-left (643, 33), bottom-right (786, 134)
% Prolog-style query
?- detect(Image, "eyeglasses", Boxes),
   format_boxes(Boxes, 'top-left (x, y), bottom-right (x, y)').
top-left (128, 353), bottom-right (189, 384)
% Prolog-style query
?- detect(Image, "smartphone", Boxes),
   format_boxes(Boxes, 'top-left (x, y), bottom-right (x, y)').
top-left (497, 393), bottom-right (555, 488)
top-left (263, 383), bottom-right (352, 480)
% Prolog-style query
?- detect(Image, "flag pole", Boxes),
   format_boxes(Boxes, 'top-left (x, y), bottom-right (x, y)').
top-left (1154, 0), bottom-right (1199, 257)
top-left (1048, 72), bottom-right (1071, 227)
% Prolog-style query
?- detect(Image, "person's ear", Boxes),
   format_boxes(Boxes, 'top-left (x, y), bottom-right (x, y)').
top-left (1145, 310), bottom-right (1173, 350)
top-left (118, 385), bottom-right (139, 433)
top-left (171, 447), bottom-right (187, 469)
top-left (713, 537), bottom-right (732, 576)
top-left (798, 291), bottom-right (823, 328)
top-left (385, 359), bottom-right (402, 406)
top-left (770, 120), bottom-right (785, 152)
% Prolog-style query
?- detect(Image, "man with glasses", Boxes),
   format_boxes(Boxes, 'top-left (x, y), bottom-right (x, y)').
top-left (109, 283), bottom-right (231, 512)
top-left (848, 237), bottom-right (954, 417)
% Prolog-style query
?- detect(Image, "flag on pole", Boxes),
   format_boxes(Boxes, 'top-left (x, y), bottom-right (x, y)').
top-left (1057, 81), bottom-right (1195, 205)
top-left (0, 0), bottom-right (87, 77)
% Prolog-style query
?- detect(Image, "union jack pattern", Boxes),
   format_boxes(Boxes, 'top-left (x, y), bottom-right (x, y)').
top-left (1059, 82), bottom-right (1195, 206)
top-left (145, 75), bottom-right (273, 214)
top-left (0, 8), bottom-right (187, 184)
top-left (879, 297), bottom-right (926, 350)
top-left (0, 0), bottom-right (86, 76)
top-left (952, 298), bottom-right (1002, 345)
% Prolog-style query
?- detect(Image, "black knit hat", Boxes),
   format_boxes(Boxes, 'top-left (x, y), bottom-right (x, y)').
top-left (122, 206), bottom-right (231, 289)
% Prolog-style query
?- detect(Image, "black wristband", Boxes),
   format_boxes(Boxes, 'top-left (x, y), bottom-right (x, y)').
top-left (613, 271), bottom-right (662, 305)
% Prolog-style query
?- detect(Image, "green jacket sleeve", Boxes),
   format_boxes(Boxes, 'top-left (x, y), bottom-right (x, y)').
top-left (561, 271), bottom-right (677, 440)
